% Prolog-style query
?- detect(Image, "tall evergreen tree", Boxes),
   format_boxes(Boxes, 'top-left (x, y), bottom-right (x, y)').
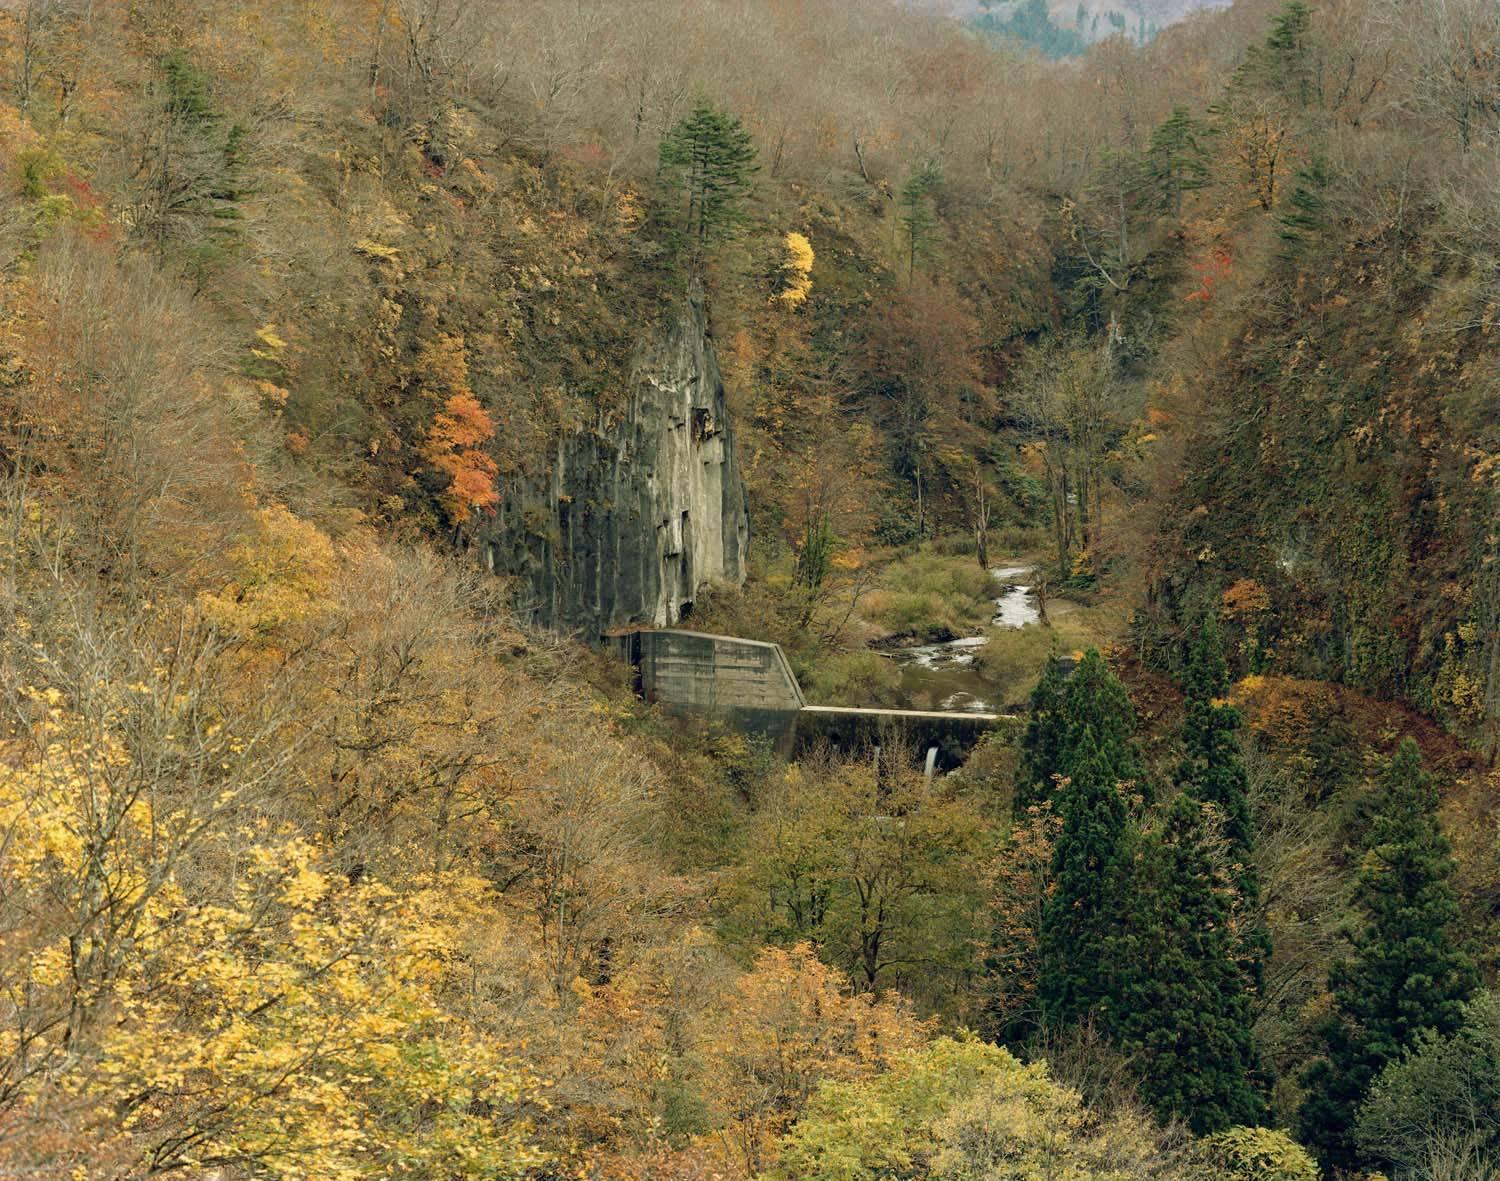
top-left (1277, 156), bottom-right (1332, 258)
top-left (1178, 613), bottom-right (1251, 852)
top-left (972, 0), bottom-right (1087, 60)
top-left (1261, 0), bottom-right (1314, 106)
top-left (134, 48), bottom-right (249, 269)
top-left (1015, 648), bottom-right (1143, 812)
top-left (1014, 654), bottom-right (1070, 812)
top-left (1222, 0), bottom-right (1316, 108)
top-left (1063, 648), bottom-right (1144, 799)
top-left (1298, 739), bottom-right (1477, 1171)
top-left (1038, 726), bottom-right (1130, 1030)
top-left (1106, 793), bottom-right (1265, 1134)
top-left (1144, 106), bottom-right (1209, 216)
top-left (1177, 612), bottom-right (1268, 989)
top-left (657, 102), bottom-right (758, 257)
top-left (897, 160), bottom-right (942, 279)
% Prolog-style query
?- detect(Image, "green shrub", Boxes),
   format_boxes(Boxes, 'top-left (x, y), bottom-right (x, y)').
top-left (989, 521), bottom-right (1048, 557)
top-left (769, 1036), bottom-right (1185, 1181)
top-left (874, 503), bottom-right (920, 547)
top-left (1355, 991), bottom-right (1500, 1179)
top-left (890, 551), bottom-right (992, 598)
top-left (972, 623), bottom-right (1059, 704)
top-left (864, 552), bottom-right (997, 640)
top-left (931, 531), bottom-right (977, 557)
top-left (802, 650), bottom-right (903, 708)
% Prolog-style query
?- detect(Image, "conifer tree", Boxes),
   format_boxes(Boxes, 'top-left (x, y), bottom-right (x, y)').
top-left (1015, 648), bottom-right (1143, 812)
top-left (1063, 648), bottom-right (1144, 798)
top-left (897, 161), bottom-right (942, 279)
top-left (1105, 793), bottom-right (1264, 1134)
top-left (1226, 0), bottom-right (1315, 107)
top-left (1038, 726), bottom-right (1130, 1030)
top-left (135, 48), bottom-right (249, 267)
top-left (1298, 739), bottom-right (1476, 1171)
top-left (657, 102), bottom-right (758, 258)
top-left (1261, 0), bottom-right (1314, 106)
top-left (1277, 156), bottom-right (1331, 257)
top-left (1144, 106), bottom-right (1209, 216)
top-left (1176, 612), bottom-right (1268, 989)
top-left (1014, 654), bottom-right (1070, 812)
top-left (1178, 613), bottom-right (1250, 853)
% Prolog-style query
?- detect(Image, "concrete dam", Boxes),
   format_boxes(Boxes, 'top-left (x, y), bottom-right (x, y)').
top-left (608, 629), bottom-right (1016, 769)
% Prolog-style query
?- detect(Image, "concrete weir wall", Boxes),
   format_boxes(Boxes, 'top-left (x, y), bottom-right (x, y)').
top-left (610, 628), bottom-right (1011, 767)
top-left (608, 629), bottom-right (805, 742)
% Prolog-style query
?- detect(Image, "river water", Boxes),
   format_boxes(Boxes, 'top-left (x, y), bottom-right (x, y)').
top-left (889, 565), bottom-right (1038, 714)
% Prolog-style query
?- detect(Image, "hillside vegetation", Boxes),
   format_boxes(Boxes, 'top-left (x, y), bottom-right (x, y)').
top-left (0, 0), bottom-right (1496, 1179)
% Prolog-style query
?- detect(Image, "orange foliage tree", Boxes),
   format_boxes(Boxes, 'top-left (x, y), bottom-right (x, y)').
top-left (418, 335), bottom-right (500, 528)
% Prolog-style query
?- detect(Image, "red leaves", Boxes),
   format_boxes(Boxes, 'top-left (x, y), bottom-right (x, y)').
top-left (1186, 246), bottom-right (1233, 303)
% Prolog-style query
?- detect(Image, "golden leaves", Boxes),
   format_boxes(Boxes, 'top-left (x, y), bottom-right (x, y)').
top-left (1221, 577), bottom-right (1272, 617)
top-left (775, 231), bottom-right (815, 308)
top-left (198, 504), bottom-right (337, 639)
top-left (353, 237), bottom-right (401, 260)
top-left (696, 943), bottom-right (928, 1172)
top-left (1, 696), bottom-right (550, 1178)
top-left (252, 323), bottom-right (288, 355)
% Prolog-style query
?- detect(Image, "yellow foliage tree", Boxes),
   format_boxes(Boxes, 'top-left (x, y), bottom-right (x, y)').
top-left (696, 943), bottom-right (928, 1175)
top-left (198, 503), bottom-right (337, 639)
top-left (1194, 1126), bottom-right (1319, 1181)
top-left (775, 231), bottom-right (814, 308)
top-left (769, 1035), bottom-right (1187, 1181)
top-left (0, 700), bottom-right (549, 1179)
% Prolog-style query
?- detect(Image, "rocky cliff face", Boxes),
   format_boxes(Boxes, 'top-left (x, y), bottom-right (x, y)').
top-left (479, 294), bottom-right (749, 637)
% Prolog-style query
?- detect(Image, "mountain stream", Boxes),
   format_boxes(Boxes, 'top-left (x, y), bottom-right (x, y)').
top-left (888, 565), bottom-right (1038, 713)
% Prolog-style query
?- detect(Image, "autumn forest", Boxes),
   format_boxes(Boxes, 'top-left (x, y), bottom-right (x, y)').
top-left (0, 0), bottom-right (1496, 1178)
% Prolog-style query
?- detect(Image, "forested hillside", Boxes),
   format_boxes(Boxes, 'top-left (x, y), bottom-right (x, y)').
top-left (0, 0), bottom-right (1496, 1178)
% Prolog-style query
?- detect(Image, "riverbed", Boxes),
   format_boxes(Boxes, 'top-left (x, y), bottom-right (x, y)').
top-left (888, 564), bottom-right (1038, 713)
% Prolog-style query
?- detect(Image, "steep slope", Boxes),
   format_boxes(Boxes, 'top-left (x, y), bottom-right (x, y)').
top-left (0, 1), bottom-right (1496, 1177)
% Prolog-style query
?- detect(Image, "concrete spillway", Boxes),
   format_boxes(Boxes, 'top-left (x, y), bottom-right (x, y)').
top-left (608, 628), bottom-right (1016, 768)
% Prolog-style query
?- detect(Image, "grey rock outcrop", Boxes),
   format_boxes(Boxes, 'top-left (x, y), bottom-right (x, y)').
top-left (479, 293), bottom-right (749, 637)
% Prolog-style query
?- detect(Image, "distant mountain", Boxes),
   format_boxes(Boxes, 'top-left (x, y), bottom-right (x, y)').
top-left (915, 0), bottom-right (1233, 57)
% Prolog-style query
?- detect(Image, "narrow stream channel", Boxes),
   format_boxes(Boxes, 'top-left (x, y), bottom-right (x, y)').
top-left (889, 565), bottom-right (1038, 713)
